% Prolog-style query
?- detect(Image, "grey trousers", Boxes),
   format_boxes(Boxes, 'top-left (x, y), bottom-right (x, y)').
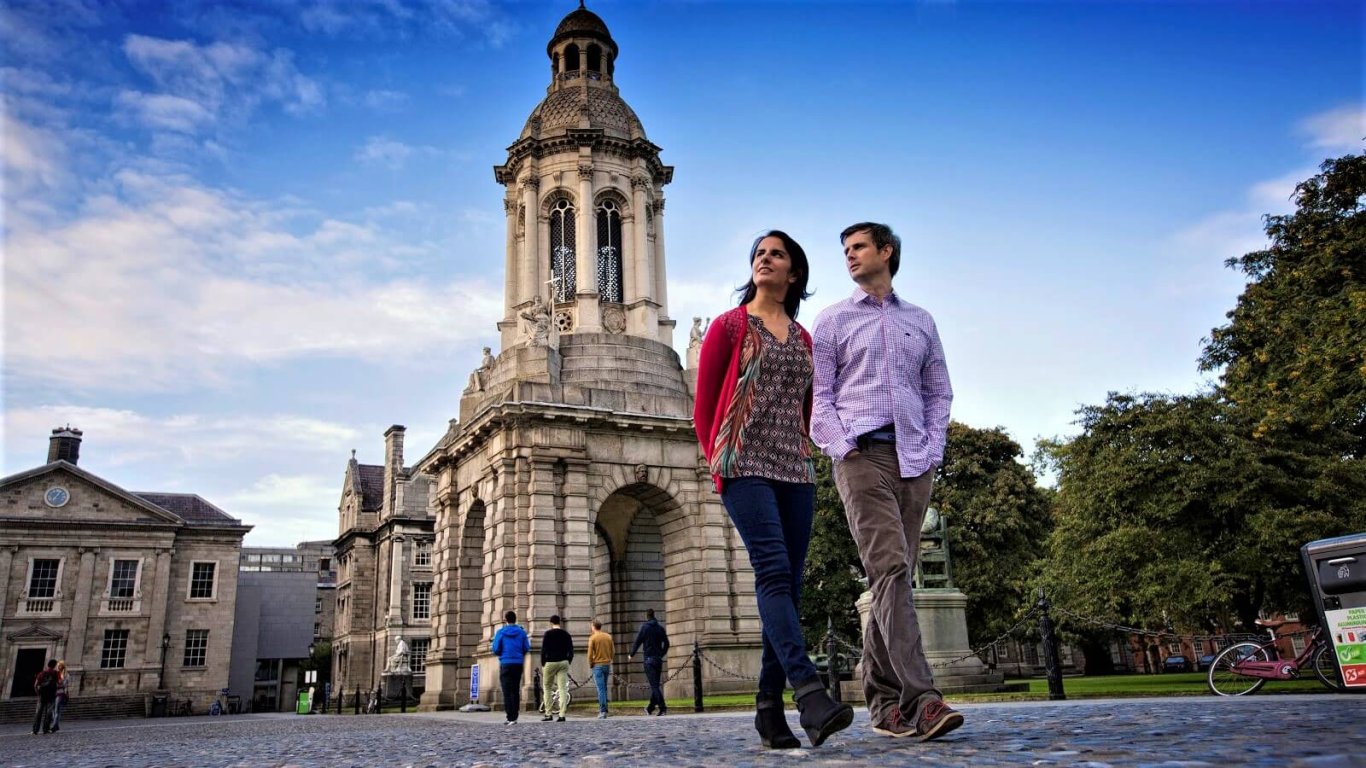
top-left (834, 443), bottom-right (942, 725)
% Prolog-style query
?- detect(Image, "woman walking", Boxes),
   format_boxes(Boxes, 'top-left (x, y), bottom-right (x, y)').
top-left (693, 230), bottom-right (854, 749)
top-left (49, 660), bottom-right (68, 732)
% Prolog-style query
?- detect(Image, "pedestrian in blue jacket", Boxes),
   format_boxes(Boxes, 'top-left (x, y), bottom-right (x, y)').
top-left (492, 610), bottom-right (531, 723)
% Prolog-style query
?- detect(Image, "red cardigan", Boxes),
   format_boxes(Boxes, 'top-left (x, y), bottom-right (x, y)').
top-left (693, 304), bottom-right (814, 493)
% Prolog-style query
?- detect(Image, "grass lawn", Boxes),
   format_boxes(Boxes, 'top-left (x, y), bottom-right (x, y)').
top-left (341, 672), bottom-right (1341, 715)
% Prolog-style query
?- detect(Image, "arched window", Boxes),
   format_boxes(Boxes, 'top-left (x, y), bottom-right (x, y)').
top-left (549, 198), bottom-right (576, 303)
top-left (596, 199), bottom-right (623, 303)
top-left (587, 44), bottom-right (602, 74)
top-left (564, 44), bottom-right (580, 72)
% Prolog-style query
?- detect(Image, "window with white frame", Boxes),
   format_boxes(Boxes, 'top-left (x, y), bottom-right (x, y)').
top-left (101, 629), bottom-right (130, 668)
top-left (110, 559), bottom-right (139, 597)
top-left (188, 561), bottom-right (217, 599)
top-left (412, 583), bottom-right (431, 620)
top-left (28, 558), bottom-right (60, 598)
top-left (183, 629), bottom-right (208, 667)
top-left (1168, 642), bottom-right (1182, 655)
top-left (315, 597), bottom-right (323, 613)
top-left (414, 541), bottom-right (431, 567)
top-left (1194, 638), bottom-right (1205, 653)
top-left (1290, 634), bottom-right (1306, 655)
top-left (409, 638), bottom-right (430, 673)
top-left (314, 623), bottom-right (322, 638)
top-left (1284, 612), bottom-right (1300, 622)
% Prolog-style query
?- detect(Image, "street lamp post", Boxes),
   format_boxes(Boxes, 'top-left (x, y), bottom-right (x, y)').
top-left (159, 633), bottom-right (171, 689)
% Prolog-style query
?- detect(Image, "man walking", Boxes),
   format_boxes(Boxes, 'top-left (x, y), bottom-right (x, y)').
top-left (587, 618), bottom-right (614, 718)
top-left (32, 659), bottom-right (59, 734)
top-left (539, 615), bottom-right (573, 722)
top-left (491, 610), bottom-right (531, 724)
top-left (811, 222), bottom-right (963, 742)
top-left (628, 608), bottom-right (670, 715)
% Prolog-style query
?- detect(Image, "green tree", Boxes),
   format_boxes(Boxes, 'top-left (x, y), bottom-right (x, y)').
top-left (800, 423), bottom-right (1054, 650)
top-left (933, 422), bottom-right (1053, 644)
top-left (801, 452), bottom-right (863, 649)
top-left (1201, 153), bottom-right (1366, 454)
top-left (1037, 392), bottom-right (1361, 633)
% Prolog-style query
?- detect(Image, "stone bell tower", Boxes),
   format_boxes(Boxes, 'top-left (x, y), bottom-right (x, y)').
top-left (493, 1), bottom-right (674, 350)
top-left (417, 4), bottom-right (761, 711)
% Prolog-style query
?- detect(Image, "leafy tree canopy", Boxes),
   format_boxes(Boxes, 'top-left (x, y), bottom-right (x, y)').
top-left (1201, 153), bottom-right (1366, 454)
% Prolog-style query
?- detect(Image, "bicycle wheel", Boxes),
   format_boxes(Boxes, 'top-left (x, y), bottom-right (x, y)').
top-left (1312, 644), bottom-right (1346, 691)
top-left (1208, 642), bottom-right (1270, 696)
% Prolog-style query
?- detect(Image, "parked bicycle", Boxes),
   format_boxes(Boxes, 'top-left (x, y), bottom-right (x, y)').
top-left (1207, 619), bottom-right (1345, 695)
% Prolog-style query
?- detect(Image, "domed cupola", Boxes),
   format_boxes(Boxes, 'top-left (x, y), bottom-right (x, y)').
top-left (493, 2), bottom-right (674, 352)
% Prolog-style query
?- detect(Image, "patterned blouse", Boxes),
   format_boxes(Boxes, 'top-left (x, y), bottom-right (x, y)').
top-left (711, 314), bottom-right (816, 484)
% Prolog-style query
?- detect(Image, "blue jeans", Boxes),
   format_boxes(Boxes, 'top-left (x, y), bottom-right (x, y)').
top-left (592, 664), bottom-right (610, 712)
top-left (720, 476), bottom-right (819, 695)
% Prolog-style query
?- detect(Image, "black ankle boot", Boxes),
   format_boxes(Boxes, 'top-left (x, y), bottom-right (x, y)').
top-left (754, 692), bottom-right (800, 749)
top-left (794, 679), bottom-right (854, 747)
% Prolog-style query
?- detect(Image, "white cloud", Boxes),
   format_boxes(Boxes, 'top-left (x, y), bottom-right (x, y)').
top-left (3, 128), bottom-right (503, 392)
top-left (1298, 105), bottom-right (1365, 153)
top-left (119, 33), bottom-right (323, 134)
top-left (222, 473), bottom-right (341, 546)
top-left (293, 0), bottom-right (512, 47)
top-left (354, 136), bottom-right (454, 169)
top-left (3, 406), bottom-right (359, 472)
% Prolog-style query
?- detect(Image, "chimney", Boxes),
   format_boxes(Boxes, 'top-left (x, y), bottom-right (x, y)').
top-left (48, 426), bottom-right (83, 465)
top-left (383, 425), bottom-right (405, 512)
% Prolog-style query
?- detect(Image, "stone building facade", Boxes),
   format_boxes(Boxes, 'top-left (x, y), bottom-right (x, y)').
top-left (331, 427), bottom-right (437, 697)
top-left (0, 428), bottom-right (251, 712)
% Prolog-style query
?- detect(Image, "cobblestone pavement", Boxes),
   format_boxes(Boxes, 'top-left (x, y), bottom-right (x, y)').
top-left (1, 695), bottom-right (1363, 767)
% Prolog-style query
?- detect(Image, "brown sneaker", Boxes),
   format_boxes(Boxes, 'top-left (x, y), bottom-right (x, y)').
top-left (914, 700), bottom-right (963, 742)
top-left (870, 707), bottom-right (916, 738)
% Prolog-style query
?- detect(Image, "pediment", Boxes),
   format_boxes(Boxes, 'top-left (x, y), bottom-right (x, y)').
top-left (6, 625), bottom-right (64, 642)
top-left (0, 462), bottom-right (183, 527)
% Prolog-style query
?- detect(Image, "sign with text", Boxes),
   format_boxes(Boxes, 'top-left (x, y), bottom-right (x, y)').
top-left (470, 663), bottom-right (480, 701)
top-left (1326, 607), bottom-right (1366, 687)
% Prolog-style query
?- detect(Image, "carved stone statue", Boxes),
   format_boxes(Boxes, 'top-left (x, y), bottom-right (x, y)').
top-left (387, 636), bottom-right (411, 675)
top-left (915, 506), bottom-right (953, 589)
top-left (689, 317), bottom-right (705, 348)
top-left (520, 295), bottom-right (552, 347)
top-left (480, 346), bottom-right (495, 369)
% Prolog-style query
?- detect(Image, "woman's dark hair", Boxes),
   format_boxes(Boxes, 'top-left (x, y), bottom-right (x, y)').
top-left (735, 230), bottom-right (813, 319)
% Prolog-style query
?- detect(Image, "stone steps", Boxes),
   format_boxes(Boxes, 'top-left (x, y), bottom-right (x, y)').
top-left (0, 694), bottom-right (147, 725)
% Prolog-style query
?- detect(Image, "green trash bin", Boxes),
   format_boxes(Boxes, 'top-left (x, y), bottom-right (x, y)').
top-left (296, 689), bottom-right (312, 714)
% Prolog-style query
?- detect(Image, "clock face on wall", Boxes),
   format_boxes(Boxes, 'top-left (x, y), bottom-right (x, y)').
top-left (44, 486), bottom-right (70, 508)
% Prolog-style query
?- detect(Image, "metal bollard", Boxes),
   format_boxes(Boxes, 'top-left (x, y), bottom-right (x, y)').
top-left (1036, 588), bottom-right (1067, 701)
top-left (692, 642), bottom-right (704, 713)
top-left (400, 681), bottom-right (407, 713)
top-left (825, 616), bottom-right (842, 702)
top-left (354, 686), bottom-right (361, 715)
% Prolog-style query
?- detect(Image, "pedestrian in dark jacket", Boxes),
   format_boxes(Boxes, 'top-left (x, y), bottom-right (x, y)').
top-left (628, 609), bottom-right (671, 715)
top-left (538, 615), bottom-right (574, 721)
top-left (491, 610), bottom-right (531, 723)
top-left (32, 659), bottom-right (59, 734)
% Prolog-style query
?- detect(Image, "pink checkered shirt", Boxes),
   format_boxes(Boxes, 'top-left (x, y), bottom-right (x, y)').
top-left (811, 287), bottom-right (952, 477)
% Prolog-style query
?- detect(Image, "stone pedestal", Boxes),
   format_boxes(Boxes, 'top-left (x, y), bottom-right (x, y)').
top-left (854, 588), bottom-right (1007, 695)
top-left (382, 672), bottom-right (412, 702)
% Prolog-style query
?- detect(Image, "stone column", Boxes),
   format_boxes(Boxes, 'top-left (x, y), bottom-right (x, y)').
top-left (0, 546), bottom-right (13, 639)
top-left (559, 459), bottom-right (594, 668)
top-left (525, 458), bottom-right (562, 620)
top-left (503, 197), bottom-right (518, 324)
top-left (520, 179), bottom-right (540, 300)
top-left (64, 548), bottom-right (97, 672)
top-left (421, 476), bottom-right (461, 710)
top-left (575, 163), bottom-right (601, 331)
top-left (146, 549), bottom-right (172, 688)
top-left (652, 198), bottom-right (670, 343)
top-left (630, 175), bottom-right (657, 336)
top-left (387, 535), bottom-right (406, 628)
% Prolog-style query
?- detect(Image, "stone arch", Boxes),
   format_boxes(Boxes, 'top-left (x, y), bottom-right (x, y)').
top-left (456, 499), bottom-right (487, 668)
top-left (586, 43), bottom-right (602, 73)
top-left (589, 478), bottom-right (689, 672)
top-left (593, 188), bottom-right (630, 216)
top-left (564, 43), bottom-right (580, 72)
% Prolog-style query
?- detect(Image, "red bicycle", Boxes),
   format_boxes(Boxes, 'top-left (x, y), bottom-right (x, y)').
top-left (1207, 618), bottom-right (1345, 695)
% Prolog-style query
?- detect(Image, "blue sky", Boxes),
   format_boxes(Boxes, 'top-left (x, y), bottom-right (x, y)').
top-left (4, 0), bottom-right (1362, 546)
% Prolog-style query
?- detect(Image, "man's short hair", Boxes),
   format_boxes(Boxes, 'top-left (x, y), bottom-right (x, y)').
top-left (550, 614), bottom-right (561, 625)
top-left (592, 618), bottom-right (603, 630)
top-left (840, 222), bottom-right (901, 277)
top-left (645, 608), bottom-right (655, 620)
top-left (505, 610), bottom-right (517, 624)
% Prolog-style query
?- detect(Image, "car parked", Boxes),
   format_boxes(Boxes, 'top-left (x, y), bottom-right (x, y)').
top-left (1196, 653), bottom-right (1218, 671)
top-left (1163, 655), bottom-right (1190, 672)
